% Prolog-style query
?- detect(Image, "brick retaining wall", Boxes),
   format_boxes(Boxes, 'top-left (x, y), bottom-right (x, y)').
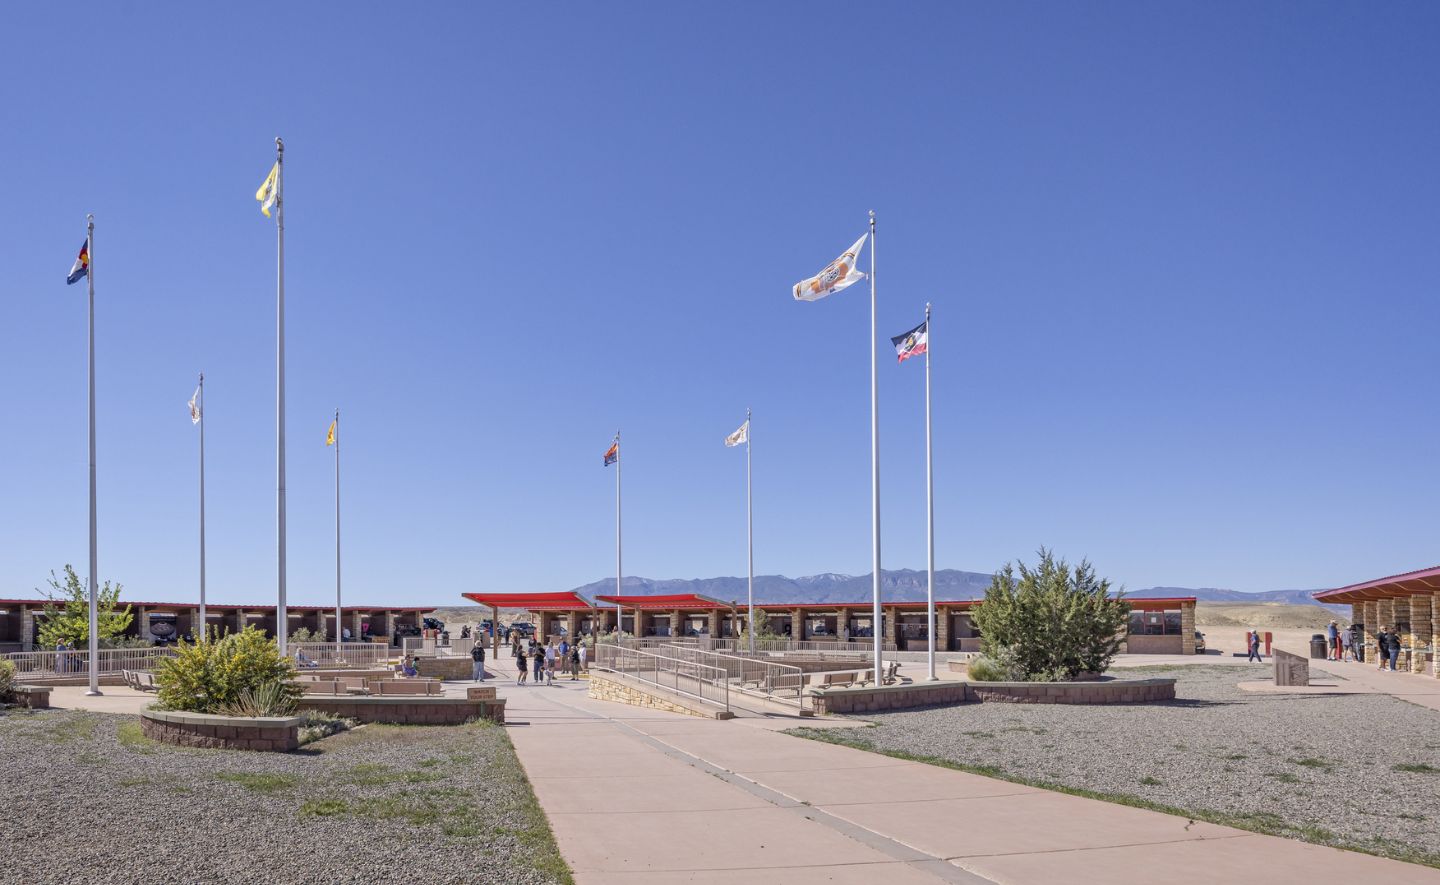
top-left (140, 709), bottom-right (300, 752)
top-left (588, 671), bottom-right (731, 719)
top-left (412, 655), bottom-right (474, 680)
top-left (297, 695), bottom-right (504, 725)
top-left (811, 677), bottom-right (1176, 715)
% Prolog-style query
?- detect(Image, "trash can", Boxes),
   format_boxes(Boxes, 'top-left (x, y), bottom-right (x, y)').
top-left (1309, 634), bottom-right (1328, 659)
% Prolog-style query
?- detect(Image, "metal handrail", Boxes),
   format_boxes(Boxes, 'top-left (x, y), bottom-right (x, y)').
top-left (3, 647), bottom-right (178, 679)
top-left (710, 638), bottom-right (898, 655)
top-left (662, 644), bottom-right (811, 711)
top-left (593, 644), bottom-right (729, 713)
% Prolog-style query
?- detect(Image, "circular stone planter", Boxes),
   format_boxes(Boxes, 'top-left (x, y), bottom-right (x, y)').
top-left (141, 708), bottom-right (302, 752)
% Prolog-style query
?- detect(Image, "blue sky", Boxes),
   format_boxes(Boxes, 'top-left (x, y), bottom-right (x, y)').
top-left (3, 3), bottom-right (1439, 606)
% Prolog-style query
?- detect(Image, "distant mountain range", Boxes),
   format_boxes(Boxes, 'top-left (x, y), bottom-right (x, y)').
top-left (567, 570), bottom-right (1341, 610)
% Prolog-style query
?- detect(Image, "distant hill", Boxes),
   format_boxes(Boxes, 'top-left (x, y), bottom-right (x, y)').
top-left (1129, 586), bottom-right (1345, 612)
top-left (570, 569), bottom-right (994, 605)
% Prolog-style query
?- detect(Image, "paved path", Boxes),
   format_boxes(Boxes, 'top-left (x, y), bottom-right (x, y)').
top-left (496, 677), bottom-right (1440, 885)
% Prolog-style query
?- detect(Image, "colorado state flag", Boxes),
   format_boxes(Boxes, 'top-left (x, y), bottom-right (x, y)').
top-left (66, 242), bottom-right (89, 285)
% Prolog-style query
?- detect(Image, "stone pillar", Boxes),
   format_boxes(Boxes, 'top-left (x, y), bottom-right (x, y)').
top-left (791, 608), bottom-right (804, 640)
top-left (884, 606), bottom-right (898, 648)
top-left (20, 605), bottom-right (32, 651)
top-left (234, 609), bottom-right (247, 636)
top-left (536, 612), bottom-right (551, 639)
top-left (190, 607), bottom-right (201, 641)
top-left (1410, 594), bottom-right (1432, 674)
top-left (706, 610), bottom-right (720, 637)
top-left (936, 606), bottom-right (951, 652)
top-left (351, 611), bottom-right (363, 642)
top-left (1364, 601), bottom-right (1379, 661)
top-left (1432, 592), bottom-right (1440, 678)
top-left (836, 608), bottom-right (850, 641)
top-left (1376, 598), bottom-right (1394, 640)
top-left (566, 611), bottom-right (579, 639)
top-left (135, 606), bottom-right (149, 643)
top-left (669, 610), bottom-right (682, 638)
top-left (1181, 602), bottom-right (1197, 655)
top-left (1395, 598), bottom-right (1413, 670)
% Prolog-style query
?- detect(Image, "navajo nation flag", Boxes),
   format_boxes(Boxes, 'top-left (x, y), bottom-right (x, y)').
top-left (603, 440), bottom-right (619, 467)
top-left (891, 320), bottom-right (929, 363)
top-left (66, 242), bottom-right (90, 285)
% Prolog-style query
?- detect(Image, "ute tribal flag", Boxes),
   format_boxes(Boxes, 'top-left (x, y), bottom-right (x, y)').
top-left (792, 234), bottom-right (867, 301)
top-left (188, 387), bottom-right (202, 424)
top-left (891, 320), bottom-right (928, 363)
top-left (603, 439), bottom-right (618, 466)
top-left (724, 420), bottom-right (749, 448)
top-left (66, 241), bottom-right (90, 285)
top-left (256, 162), bottom-right (279, 217)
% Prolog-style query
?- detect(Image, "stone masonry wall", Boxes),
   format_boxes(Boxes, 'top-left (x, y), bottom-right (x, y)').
top-left (1410, 594), bottom-right (1432, 674)
top-left (587, 671), bottom-right (706, 718)
top-left (141, 710), bottom-right (299, 752)
top-left (811, 677), bottom-right (1177, 715)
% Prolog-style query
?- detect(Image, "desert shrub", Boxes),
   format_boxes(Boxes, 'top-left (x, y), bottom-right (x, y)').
top-left (154, 626), bottom-right (303, 714)
top-left (966, 653), bottom-right (1020, 682)
top-left (971, 549), bottom-right (1130, 681)
top-left (297, 710), bottom-right (354, 745)
top-left (215, 680), bottom-right (299, 718)
top-left (36, 564), bottom-right (133, 647)
top-left (288, 627), bottom-right (326, 643)
top-left (0, 659), bottom-right (15, 701)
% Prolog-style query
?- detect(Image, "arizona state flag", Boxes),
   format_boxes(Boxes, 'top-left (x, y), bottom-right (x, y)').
top-left (66, 242), bottom-right (90, 285)
top-left (891, 320), bottom-right (928, 363)
top-left (603, 439), bottom-right (618, 467)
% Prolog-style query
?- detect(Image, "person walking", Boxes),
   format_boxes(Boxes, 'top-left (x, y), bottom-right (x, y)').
top-left (1376, 626), bottom-right (1391, 671)
top-left (569, 642), bottom-right (581, 680)
top-left (470, 640), bottom-right (486, 682)
top-left (1340, 627), bottom-right (1353, 662)
top-left (1246, 629), bottom-right (1262, 662)
top-left (578, 640), bottom-right (588, 673)
top-left (1387, 628), bottom-right (1402, 672)
top-left (533, 645), bottom-right (545, 683)
top-left (544, 642), bottom-right (557, 686)
top-left (515, 647), bottom-right (528, 685)
top-left (1325, 620), bottom-right (1339, 661)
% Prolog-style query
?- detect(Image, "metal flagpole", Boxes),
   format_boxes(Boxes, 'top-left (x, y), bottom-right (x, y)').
top-left (925, 304), bottom-right (937, 681)
top-left (275, 136), bottom-right (288, 658)
top-left (616, 432), bottom-right (622, 636)
top-left (746, 411), bottom-right (754, 655)
top-left (334, 408), bottom-right (342, 661)
top-left (869, 211), bottom-right (882, 683)
top-left (198, 373), bottom-right (207, 641)
top-left (85, 214), bottom-right (101, 697)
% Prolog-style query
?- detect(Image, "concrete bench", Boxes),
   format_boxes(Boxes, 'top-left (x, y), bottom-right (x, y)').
top-left (368, 679), bottom-right (443, 696)
top-left (301, 681), bottom-right (344, 695)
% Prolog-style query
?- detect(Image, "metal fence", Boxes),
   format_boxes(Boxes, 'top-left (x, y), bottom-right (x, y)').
top-left (3, 647), bottom-right (178, 680)
top-left (291, 642), bottom-right (391, 668)
top-left (660, 645), bottom-right (810, 711)
top-left (710, 638), bottom-right (897, 655)
top-left (593, 643), bottom-right (729, 712)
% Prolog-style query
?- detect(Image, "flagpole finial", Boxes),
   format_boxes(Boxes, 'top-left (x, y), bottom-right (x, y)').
top-left (276, 136), bottom-right (284, 152)
top-left (86, 213), bottom-right (94, 228)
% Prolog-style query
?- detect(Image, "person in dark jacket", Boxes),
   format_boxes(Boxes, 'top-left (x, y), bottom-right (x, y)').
top-left (1376, 626), bottom-right (1392, 671)
top-left (1246, 629), bottom-right (1262, 663)
top-left (470, 641), bottom-right (486, 682)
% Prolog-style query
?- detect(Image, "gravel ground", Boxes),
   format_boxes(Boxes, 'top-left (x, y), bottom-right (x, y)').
top-left (797, 666), bottom-right (1440, 867)
top-left (0, 709), bottom-right (570, 885)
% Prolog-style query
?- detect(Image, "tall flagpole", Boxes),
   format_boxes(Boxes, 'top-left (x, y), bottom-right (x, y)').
top-left (275, 136), bottom-right (288, 658)
top-left (869, 210), bottom-right (882, 683)
top-left (925, 304), bottom-right (937, 681)
top-left (616, 432), bottom-right (622, 635)
top-left (198, 373), bottom-right (207, 641)
top-left (334, 408), bottom-right (342, 660)
top-left (85, 214), bottom-right (101, 697)
top-left (746, 409), bottom-right (754, 655)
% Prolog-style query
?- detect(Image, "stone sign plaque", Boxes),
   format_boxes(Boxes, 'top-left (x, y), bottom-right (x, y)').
top-left (1274, 649), bottom-right (1309, 687)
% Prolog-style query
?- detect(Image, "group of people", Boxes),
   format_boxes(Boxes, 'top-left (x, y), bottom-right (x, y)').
top-left (1371, 624), bottom-right (1404, 672)
top-left (512, 635), bottom-right (585, 686)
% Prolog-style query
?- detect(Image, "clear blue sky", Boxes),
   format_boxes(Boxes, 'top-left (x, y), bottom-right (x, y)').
top-left (4, 3), bottom-right (1439, 606)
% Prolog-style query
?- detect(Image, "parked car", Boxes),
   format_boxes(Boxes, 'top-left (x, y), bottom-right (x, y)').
top-left (509, 621), bottom-right (535, 637)
top-left (1194, 631), bottom-right (1207, 654)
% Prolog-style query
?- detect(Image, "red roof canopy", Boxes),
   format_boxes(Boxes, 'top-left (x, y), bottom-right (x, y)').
top-left (461, 591), bottom-right (593, 611)
top-left (1313, 565), bottom-right (1440, 605)
top-left (593, 593), bottom-right (731, 611)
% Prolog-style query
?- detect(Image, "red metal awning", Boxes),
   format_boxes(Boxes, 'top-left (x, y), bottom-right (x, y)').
top-left (460, 591), bottom-right (593, 611)
top-left (1313, 565), bottom-right (1440, 605)
top-left (593, 593), bottom-right (731, 611)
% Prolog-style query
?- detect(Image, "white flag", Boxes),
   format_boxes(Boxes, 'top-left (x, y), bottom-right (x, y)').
top-left (188, 387), bottom-right (201, 425)
top-left (724, 419), bottom-right (749, 448)
top-left (792, 233), bottom-right (867, 301)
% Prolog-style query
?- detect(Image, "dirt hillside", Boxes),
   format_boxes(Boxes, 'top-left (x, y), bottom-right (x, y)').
top-left (1195, 602), bottom-right (1346, 629)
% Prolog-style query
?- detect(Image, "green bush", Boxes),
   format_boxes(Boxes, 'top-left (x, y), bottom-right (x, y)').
top-left (215, 680), bottom-right (299, 718)
top-left (971, 549), bottom-right (1130, 681)
top-left (965, 654), bottom-right (1018, 682)
top-left (0, 659), bottom-right (15, 701)
top-left (288, 627), bottom-right (326, 643)
top-left (154, 626), bottom-right (303, 715)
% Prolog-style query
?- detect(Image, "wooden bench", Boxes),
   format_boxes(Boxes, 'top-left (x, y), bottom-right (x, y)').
top-left (368, 679), bottom-right (443, 696)
top-left (123, 670), bottom-right (159, 692)
top-left (301, 680), bottom-right (345, 695)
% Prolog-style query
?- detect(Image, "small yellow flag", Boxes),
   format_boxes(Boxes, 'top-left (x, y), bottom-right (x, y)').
top-left (256, 162), bottom-right (279, 218)
top-left (326, 419), bottom-right (336, 446)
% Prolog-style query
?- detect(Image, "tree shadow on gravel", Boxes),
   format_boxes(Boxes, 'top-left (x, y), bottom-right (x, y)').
top-left (1153, 698), bottom-right (1234, 709)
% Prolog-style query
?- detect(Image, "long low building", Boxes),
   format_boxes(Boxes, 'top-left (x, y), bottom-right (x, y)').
top-left (461, 591), bottom-right (1199, 655)
top-left (1314, 565), bottom-right (1439, 674)
top-left (0, 598), bottom-right (436, 653)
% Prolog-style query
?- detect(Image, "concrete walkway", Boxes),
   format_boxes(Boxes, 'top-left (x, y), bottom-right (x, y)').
top-left (497, 677), bottom-right (1440, 884)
